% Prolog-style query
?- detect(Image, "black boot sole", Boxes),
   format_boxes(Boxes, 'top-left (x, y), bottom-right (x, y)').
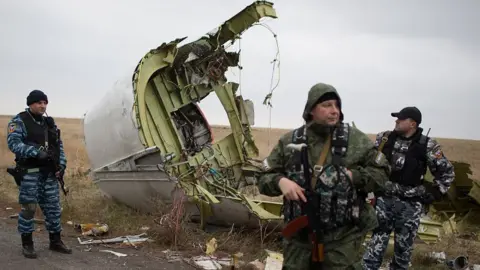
top-left (49, 246), bottom-right (72, 254)
top-left (23, 251), bottom-right (37, 259)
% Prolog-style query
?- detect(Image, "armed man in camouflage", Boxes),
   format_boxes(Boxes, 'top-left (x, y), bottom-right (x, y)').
top-left (6, 90), bottom-right (72, 258)
top-left (257, 83), bottom-right (390, 269)
top-left (362, 106), bottom-right (455, 270)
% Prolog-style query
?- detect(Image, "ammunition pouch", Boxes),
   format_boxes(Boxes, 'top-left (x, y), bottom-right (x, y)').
top-left (6, 166), bottom-right (25, 187)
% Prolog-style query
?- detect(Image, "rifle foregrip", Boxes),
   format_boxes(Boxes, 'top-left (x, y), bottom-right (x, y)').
top-left (317, 243), bottom-right (324, 262)
top-left (281, 216), bottom-right (308, 239)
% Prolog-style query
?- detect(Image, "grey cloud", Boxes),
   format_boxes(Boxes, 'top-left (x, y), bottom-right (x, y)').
top-left (0, 0), bottom-right (478, 140)
top-left (310, 0), bottom-right (480, 49)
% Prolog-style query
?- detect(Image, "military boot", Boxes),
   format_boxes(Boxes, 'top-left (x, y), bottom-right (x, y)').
top-left (49, 232), bottom-right (72, 254)
top-left (21, 233), bottom-right (37, 259)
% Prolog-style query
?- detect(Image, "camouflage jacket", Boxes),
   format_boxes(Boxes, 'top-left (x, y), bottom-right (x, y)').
top-left (7, 108), bottom-right (67, 170)
top-left (374, 130), bottom-right (455, 195)
top-left (258, 123), bottom-right (390, 246)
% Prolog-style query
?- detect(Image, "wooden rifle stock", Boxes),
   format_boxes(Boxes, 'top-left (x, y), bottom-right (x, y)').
top-left (281, 215), bottom-right (308, 239)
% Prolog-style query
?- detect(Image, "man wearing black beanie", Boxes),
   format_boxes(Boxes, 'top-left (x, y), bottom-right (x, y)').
top-left (6, 89), bottom-right (72, 258)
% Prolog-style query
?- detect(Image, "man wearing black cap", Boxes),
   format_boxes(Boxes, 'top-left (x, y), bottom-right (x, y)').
top-left (6, 90), bottom-right (72, 258)
top-left (363, 106), bottom-right (455, 270)
top-left (257, 83), bottom-right (390, 269)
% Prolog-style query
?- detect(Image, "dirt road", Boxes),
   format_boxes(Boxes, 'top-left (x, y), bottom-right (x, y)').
top-left (0, 207), bottom-right (195, 270)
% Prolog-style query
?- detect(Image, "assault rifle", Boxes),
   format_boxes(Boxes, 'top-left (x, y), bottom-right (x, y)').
top-left (42, 146), bottom-right (69, 196)
top-left (282, 138), bottom-right (330, 269)
top-left (55, 163), bottom-right (69, 196)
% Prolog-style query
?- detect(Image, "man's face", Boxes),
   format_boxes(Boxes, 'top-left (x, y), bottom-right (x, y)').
top-left (310, 99), bottom-right (340, 126)
top-left (29, 100), bottom-right (47, 115)
top-left (394, 118), bottom-right (415, 134)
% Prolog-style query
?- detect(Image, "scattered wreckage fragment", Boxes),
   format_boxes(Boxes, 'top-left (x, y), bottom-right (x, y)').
top-left (77, 233), bottom-right (150, 246)
top-left (422, 161), bottom-right (480, 241)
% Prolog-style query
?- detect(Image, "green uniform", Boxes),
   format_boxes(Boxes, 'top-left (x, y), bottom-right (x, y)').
top-left (257, 83), bottom-right (390, 269)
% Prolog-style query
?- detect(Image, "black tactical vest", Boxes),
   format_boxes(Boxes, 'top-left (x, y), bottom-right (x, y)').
top-left (16, 111), bottom-right (61, 169)
top-left (381, 129), bottom-right (428, 187)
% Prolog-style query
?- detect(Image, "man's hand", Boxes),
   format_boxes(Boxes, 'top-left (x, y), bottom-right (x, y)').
top-left (37, 151), bottom-right (48, 161)
top-left (278, 177), bottom-right (307, 202)
top-left (425, 184), bottom-right (444, 202)
top-left (55, 166), bottom-right (65, 178)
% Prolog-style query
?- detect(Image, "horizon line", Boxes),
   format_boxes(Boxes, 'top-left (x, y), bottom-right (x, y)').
top-left (0, 114), bottom-right (476, 142)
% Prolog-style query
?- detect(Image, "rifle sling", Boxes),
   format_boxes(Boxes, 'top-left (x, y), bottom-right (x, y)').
top-left (377, 134), bottom-right (388, 153)
top-left (310, 134), bottom-right (331, 190)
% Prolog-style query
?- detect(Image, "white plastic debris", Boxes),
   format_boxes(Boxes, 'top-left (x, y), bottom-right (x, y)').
top-left (429, 251), bottom-right (446, 263)
top-left (99, 250), bottom-right (127, 257)
top-left (191, 256), bottom-right (231, 269)
top-left (265, 249), bottom-right (283, 270)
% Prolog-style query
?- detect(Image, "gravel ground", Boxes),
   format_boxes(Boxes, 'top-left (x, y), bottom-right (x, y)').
top-left (0, 206), bottom-right (195, 270)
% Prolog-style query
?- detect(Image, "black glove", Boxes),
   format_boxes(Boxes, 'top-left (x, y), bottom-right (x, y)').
top-left (432, 188), bottom-right (444, 201)
top-left (425, 184), bottom-right (444, 202)
top-left (37, 151), bottom-right (48, 161)
top-left (422, 193), bottom-right (435, 204)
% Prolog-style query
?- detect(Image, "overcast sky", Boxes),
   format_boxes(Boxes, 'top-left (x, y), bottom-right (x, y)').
top-left (1, 0), bottom-right (478, 140)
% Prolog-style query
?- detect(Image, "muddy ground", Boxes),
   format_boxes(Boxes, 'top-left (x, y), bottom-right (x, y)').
top-left (0, 203), bottom-right (195, 270)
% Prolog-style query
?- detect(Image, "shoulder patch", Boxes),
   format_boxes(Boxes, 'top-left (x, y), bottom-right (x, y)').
top-left (434, 149), bottom-right (443, 159)
top-left (8, 123), bottom-right (16, 133)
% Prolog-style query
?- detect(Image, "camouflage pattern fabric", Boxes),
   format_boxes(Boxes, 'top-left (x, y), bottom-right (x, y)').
top-left (18, 172), bottom-right (62, 234)
top-left (258, 83), bottom-right (390, 269)
top-left (282, 234), bottom-right (366, 270)
top-left (373, 130), bottom-right (455, 194)
top-left (362, 196), bottom-right (423, 270)
top-left (7, 109), bottom-right (67, 235)
top-left (362, 130), bottom-right (455, 269)
top-left (7, 109), bottom-right (67, 169)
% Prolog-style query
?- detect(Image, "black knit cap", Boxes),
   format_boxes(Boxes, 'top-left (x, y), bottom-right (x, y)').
top-left (26, 90), bottom-right (48, 106)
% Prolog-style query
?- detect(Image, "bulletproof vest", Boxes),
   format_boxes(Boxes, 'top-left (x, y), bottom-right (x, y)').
top-left (381, 130), bottom-right (428, 187)
top-left (282, 123), bottom-right (360, 231)
top-left (16, 111), bottom-right (61, 169)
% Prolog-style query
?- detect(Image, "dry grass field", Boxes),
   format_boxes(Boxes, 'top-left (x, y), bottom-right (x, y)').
top-left (1, 114), bottom-right (479, 267)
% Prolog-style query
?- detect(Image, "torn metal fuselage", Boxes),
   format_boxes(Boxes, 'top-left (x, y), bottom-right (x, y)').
top-left (83, 1), bottom-right (282, 230)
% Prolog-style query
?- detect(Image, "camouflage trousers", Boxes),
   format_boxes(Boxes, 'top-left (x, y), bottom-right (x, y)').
top-left (282, 235), bottom-right (365, 270)
top-left (18, 172), bottom-right (62, 234)
top-left (362, 196), bottom-right (423, 270)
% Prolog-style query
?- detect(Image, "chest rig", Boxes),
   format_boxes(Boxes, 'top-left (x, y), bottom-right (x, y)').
top-left (283, 123), bottom-right (360, 231)
top-left (377, 130), bottom-right (428, 187)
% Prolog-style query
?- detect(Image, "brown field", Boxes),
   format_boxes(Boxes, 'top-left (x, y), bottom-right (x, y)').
top-left (1, 115), bottom-right (479, 267)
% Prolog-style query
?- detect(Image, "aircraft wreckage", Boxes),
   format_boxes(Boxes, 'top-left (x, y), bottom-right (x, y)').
top-left (82, 1), bottom-right (480, 243)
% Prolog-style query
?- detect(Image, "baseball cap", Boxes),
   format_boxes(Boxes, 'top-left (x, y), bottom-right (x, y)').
top-left (391, 106), bottom-right (422, 124)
